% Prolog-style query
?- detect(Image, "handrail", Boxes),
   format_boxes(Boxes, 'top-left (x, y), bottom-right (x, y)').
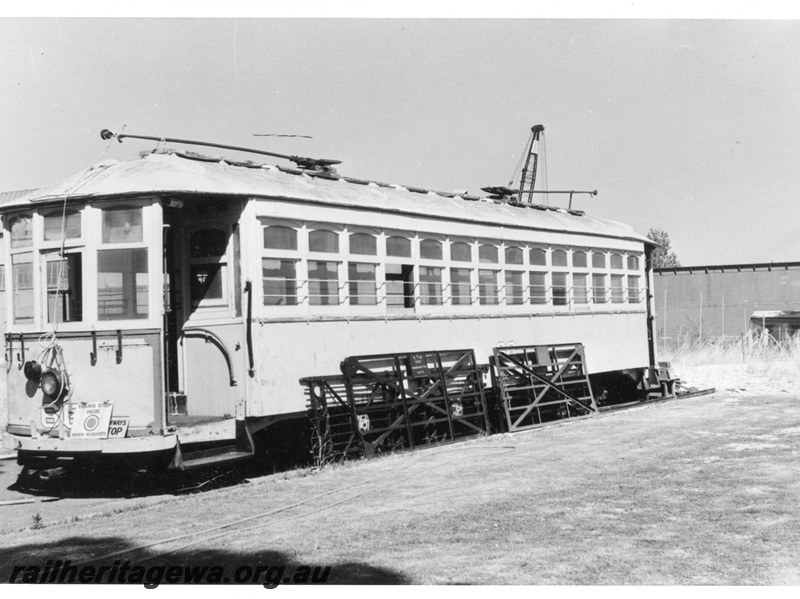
top-left (182, 327), bottom-right (238, 386)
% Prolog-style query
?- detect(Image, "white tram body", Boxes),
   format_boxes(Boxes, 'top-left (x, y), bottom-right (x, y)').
top-left (1, 146), bottom-right (658, 469)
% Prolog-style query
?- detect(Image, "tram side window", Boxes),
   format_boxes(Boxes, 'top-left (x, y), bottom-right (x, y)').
top-left (309, 229), bottom-right (339, 253)
top-left (450, 268), bottom-right (471, 306)
top-left (530, 247), bottom-right (546, 267)
top-left (478, 270), bottom-right (499, 305)
top-left (386, 263), bottom-right (414, 310)
top-left (264, 225), bottom-right (297, 250)
top-left (627, 255), bottom-right (640, 270)
top-left (552, 272), bottom-right (568, 306)
top-left (263, 225), bottom-right (298, 307)
top-left (46, 254), bottom-right (83, 323)
top-left (592, 251), bottom-right (606, 269)
top-left (478, 244), bottom-right (499, 306)
top-left (308, 260), bottom-right (339, 306)
top-left (98, 249), bottom-right (149, 320)
top-left (420, 266), bottom-right (442, 305)
top-left (348, 262), bottom-right (377, 306)
top-left (573, 273), bottom-right (588, 304)
top-left (386, 235), bottom-right (414, 310)
top-left (450, 242), bottom-right (472, 262)
top-left (610, 274), bottom-right (625, 303)
top-left (263, 259), bottom-right (297, 306)
top-left (610, 253), bottom-right (624, 270)
top-left (350, 233), bottom-right (377, 256)
top-left (12, 253), bottom-right (33, 323)
top-left (529, 272), bottom-right (547, 305)
top-left (419, 239), bottom-right (443, 305)
top-left (592, 273), bottom-right (607, 304)
top-left (387, 236), bottom-right (411, 258)
top-left (552, 249), bottom-right (568, 267)
top-left (450, 242), bottom-right (473, 306)
top-left (505, 270), bottom-right (524, 305)
top-left (628, 275), bottom-right (641, 303)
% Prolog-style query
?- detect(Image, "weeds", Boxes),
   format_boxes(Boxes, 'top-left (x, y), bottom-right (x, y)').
top-left (30, 513), bottom-right (43, 530)
top-left (662, 330), bottom-right (800, 367)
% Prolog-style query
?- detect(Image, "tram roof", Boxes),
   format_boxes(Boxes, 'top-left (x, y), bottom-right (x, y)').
top-left (0, 151), bottom-right (651, 245)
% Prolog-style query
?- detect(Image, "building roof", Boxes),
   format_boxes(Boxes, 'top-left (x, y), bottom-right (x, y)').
top-left (0, 150), bottom-right (651, 245)
top-left (655, 261), bottom-right (800, 275)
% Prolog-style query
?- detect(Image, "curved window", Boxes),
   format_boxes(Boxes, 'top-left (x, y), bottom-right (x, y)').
top-left (44, 209), bottom-right (81, 241)
top-left (451, 242), bottom-right (472, 262)
top-left (530, 248), bottom-right (546, 266)
top-left (573, 251), bottom-right (588, 268)
top-left (387, 236), bottom-right (411, 258)
top-left (350, 233), bottom-right (377, 256)
top-left (592, 252), bottom-right (606, 269)
top-left (263, 225), bottom-right (297, 250)
top-left (479, 244), bottom-right (499, 264)
top-left (610, 253), bottom-right (624, 269)
top-left (9, 214), bottom-right (32, 248)
top-left (505, 246), bottom-right (523, 265)
top-left (627, 255), bottom-right (640, 270)
top-left (309, 230), bottom-right (339, 253)
top-left (420, 239), bottom-right (443, 260)
top-left (552, 249), bottom-right (568, 267)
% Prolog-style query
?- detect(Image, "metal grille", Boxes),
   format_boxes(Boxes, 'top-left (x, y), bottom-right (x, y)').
top-left (302, 349), bottom-right (490, 463)
top-left (491, 343), bottom-right (596, 432)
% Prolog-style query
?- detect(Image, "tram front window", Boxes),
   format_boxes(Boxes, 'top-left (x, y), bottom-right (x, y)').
top-left (46, 254), bottom-right (83, 323)
top-left (98, 248), bottom-right (149, 320)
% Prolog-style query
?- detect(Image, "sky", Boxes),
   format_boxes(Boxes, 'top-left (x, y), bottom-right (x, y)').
top-left (2, 6), bottom-right (800, 267)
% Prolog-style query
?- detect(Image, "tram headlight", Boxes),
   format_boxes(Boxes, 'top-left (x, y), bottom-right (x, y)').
top-left (40, 369), bottom-right (64, 398)
top-left (23, 361), bottom-right (42, 383)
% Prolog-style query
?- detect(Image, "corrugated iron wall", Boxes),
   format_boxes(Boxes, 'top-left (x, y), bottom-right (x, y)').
top-left (653, 263), bottom-right (800, 345)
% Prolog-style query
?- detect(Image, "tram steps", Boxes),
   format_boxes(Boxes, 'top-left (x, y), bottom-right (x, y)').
top-left (179, 444), bottom-right (254, 470)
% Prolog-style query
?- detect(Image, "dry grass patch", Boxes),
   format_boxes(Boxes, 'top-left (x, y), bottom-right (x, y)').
top-left (1, 392), bottom-right (799, 584)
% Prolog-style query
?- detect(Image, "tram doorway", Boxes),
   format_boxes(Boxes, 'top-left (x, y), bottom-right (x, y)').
top-left (162, 197), bottom-right (247, 427)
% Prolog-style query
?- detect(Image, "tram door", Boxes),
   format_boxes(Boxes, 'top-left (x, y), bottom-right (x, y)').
top-left (163, 199), bottom-right (246, 426)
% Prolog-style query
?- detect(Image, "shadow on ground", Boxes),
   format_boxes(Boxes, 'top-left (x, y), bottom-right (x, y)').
top-left (0, 536), bottom-right (409, 585)
top-left (5, 456), bottom-right (302, 500)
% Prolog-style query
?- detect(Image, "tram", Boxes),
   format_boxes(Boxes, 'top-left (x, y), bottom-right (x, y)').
top-left (0, 128), bottom-right (660, 472)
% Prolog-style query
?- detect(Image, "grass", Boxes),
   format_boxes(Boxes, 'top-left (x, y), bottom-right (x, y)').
top-left (662, 330), bottom-right (800, 366)
top-left (2, 389), bottom-right (799, 584)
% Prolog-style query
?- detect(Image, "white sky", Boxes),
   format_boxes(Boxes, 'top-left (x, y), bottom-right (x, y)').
top-left (3, 3), bottom-right (800, 266)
